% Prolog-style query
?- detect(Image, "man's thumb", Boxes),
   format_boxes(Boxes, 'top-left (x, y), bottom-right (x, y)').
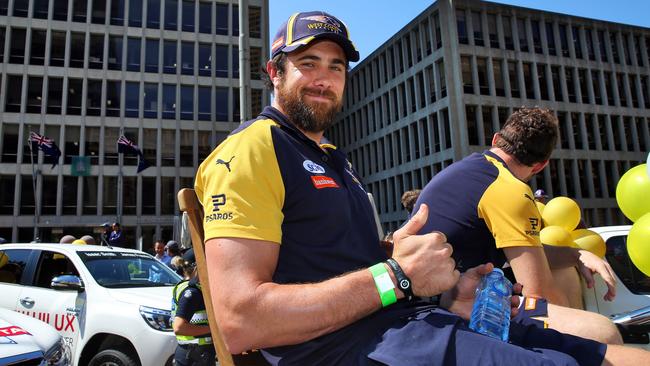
top-left (398, 203), bottom-right (429, 236)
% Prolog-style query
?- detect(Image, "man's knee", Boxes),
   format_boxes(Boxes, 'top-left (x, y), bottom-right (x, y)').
top-left (546, 304), bottom-right (623, 345)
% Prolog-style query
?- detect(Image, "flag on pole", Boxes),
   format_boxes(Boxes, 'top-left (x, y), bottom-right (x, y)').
top-left (28, 131), bottom-right (62, 168)
top-left (117, 135), bottom-right (151, 173)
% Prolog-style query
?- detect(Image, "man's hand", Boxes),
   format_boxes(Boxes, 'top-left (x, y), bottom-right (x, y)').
top-left (440, 263), bottom-right (523, 320)
top-left (576, 249), bottom-right (616, 301)
top-left (391, 204), bottom-right (460, 297)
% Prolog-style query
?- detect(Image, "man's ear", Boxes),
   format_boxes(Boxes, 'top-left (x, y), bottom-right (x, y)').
top-left (491, 133), bottom-right (500, 146)
top-left (266, 60), bottom-right (280, 87)
top-left (531, 159), bottom-right (549, 175)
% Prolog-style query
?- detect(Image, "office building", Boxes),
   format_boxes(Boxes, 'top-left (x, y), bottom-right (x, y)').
top-left (331, 0), bottom-right (650, 231)
top-left (0, 0), bottom-right (270, 247)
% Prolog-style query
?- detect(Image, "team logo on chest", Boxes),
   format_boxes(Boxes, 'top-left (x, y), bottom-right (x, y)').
top-left (303, 160), bottom-right (326, 174)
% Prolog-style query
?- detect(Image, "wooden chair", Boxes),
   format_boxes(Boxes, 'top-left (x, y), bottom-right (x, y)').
top-left (177, 188), bottom-right (269, 366)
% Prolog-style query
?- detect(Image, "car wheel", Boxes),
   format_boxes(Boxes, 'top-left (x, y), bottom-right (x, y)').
top-left (88, 348), bottom-right (138, 366)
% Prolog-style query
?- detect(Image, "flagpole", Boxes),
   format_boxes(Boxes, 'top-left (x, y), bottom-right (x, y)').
top-left (117, 130), bottom-right (123, 226)
top-left (28, 135), bottom-right (40, 241)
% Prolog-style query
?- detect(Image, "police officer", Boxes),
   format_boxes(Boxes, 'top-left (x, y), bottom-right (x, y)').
top-left (171, 248), bottom-right (215, 365)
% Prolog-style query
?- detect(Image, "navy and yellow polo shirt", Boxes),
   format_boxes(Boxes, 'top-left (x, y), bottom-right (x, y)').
top-left (415, 150), bottom-right (543, 273)
top-left (195, 106), bottom-right (385, 284)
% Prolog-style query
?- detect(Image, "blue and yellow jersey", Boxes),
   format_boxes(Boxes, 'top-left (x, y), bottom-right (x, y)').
top-left (415, 151), bottom-right (542, 272)
top-left (195, 106), bottom-right (385, 284)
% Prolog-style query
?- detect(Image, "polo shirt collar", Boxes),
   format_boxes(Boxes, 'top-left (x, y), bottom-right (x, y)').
top-left (483, 149), bottom-right (516, 176)
top-left (259, 106), bottom-right (338, 152)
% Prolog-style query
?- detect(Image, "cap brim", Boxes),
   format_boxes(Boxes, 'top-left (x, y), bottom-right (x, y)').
top-left (280, 33), bottom-right (359, 62)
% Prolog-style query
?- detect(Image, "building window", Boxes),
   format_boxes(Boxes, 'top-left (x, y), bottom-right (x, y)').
top-left (477, 57), bottom-right (489, 95)
top-left (64, 126), bottom-right (80, 165)
top-left (49, 31), bottom-right (66, 67)
top-left (125, 82), bottom-right (139, 117)
top-left (232, 46), bottom-right (239, 78)
top-left (517, 18), bottom-right (528, 52)
top-left (250, 47), bottom-right (261, 80)
top-left (616, 73), bottom-right (627, 107)
top-left (0, 27), bottom-right (4, 62)
top-left (0, 0), bottom-right (6, 15)
top-left (565, 68), bottom-right (576, 103)
top-left (138, 83), bottom-right (156, 119)
top-left (180, 85), bottom-right (193, 120)
top-left (251, 88), bottom-right (262, 117)
top-left (142, 177), bottom-right (156, 215)
top-left (551, 66), bottom-right (563, 102)
top-left (126, 37), bottom-right (141, 72)
top-left (610, 32), bottom-right (620, 64)
top-left (110, 0), bottom-right (125, 25)
top-left (62, 176), bottom-right (77, 214)
top-left (145, 39), bottom-right (159, 73)
top-left (9, 28), bottom-right (26, 64)
top-left (161, 177), bottom-right (175, 214)
top-left (73, 0), bottom-right (86, 22)
top-left (249, 6), bottom-right (261, 38)
top-left (570, 26), bottom-right (581, 58)
top-left (215, 3), bottom-right (228, 35)
top-left (586, 29), bottom-right (596, 61)
top-left (487, 13), bottom-right (498, 48)
top-left (456, 9), bottom-right (468, 44)
top-left (522, 62), bottom-right (533, 99)
top-left (69, 32), bottom-right (85, 68)
top-left (12, 0), bottom-right (28, 17)
top-left (147, 0), bottom-right (160, 28)
top-left (604, 71), bottom-right (614, 106)
top-left (67, 78), bottom-right (83, 115)
top-left (531, 20), bottom-right (542, 54)
top-left (232, 4), bottom-right (239, 36)
top-left (1, 124), bottom-right (19, 163)
top-left (161, 129), bottom-right (174, 166)
top-left (84, 126), bottom-right (100, 165)
top-left (199, 2), bottom-right (211, 33)
top-left (198, 43), bottom-right (211, 76)
top-left (129, 0), bottom-right (142, 26)
top-left (215, 44), bottom-right (227, 77)
top-left (92, 0), bottom-right (106, 24)
top-left (493, 59), bottom-right (505, 97)
top-left (508, 61), bottom-right (519, 98)
top-left (163, 40), bottom-right (176, 74)
top-left (108, 35), bottom-right (123, 70)
top-left (20, 175), bottom-right (35, 215)
top-left (503, 16), bottom-right (514, 50)
top-left (182, 0), bottom-right (194, 32)
top-left (86, 79), bottom-right (102, 116)
top-left (461, 56), bottom-right (473, 93)
top-left (181, 41), bottom-right (194, 75)
top-left (89, 34), bottom-right (105, 69)
top-left (105, 80), bottom-right (120, 117)
top-left (578, 69), bottom-right (589, 104)
top-left (30, 30), bottom-right (47, 65)
top-left (164, 0), bottom-right (178, 30)
top-left (26, 76), bottom-right (43, 114)
top-left (5, 75), bottom-right (22, 112)
top-left (545, 22), bottom-right (556, 56)
top-left (471, 11), bottom-right (483, 46)
top-left (198, 86), bottom-right (211, 121)
top-left (215, 87), bottom-right (228, 121)
top-left (47, 77), bottom-right (63, 114)
top-left (537, 64), bottom-right (549, 101)
top-left (33, 0), bottom-right (49, 19)
top-left (180, 130), bottom-right (193, 166)
top-left (592, 71), bottom-right (602, 105)
top-left (102, 176), bottom-right (117, 214)
top-left (466, 105), bottom-right (479, 145)
top-left (162, 84), bottom-right (176, 119)
top-left (233, 87), bottom-right (240, 122)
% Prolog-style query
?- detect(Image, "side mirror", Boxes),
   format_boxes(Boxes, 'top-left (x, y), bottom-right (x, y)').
top-left (612, 305), bottom-right (650, 325)
top-left (51, 275), bottom-right (85, 292)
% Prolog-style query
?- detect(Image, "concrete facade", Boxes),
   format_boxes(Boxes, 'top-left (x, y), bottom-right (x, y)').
top-left (0, 0), bottom-right (269, 248)
top-left (331, 0), bottom-right (650, 232)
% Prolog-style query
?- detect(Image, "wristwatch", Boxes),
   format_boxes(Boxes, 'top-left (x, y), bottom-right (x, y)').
top-left (385, 258), bottom-right (414, 300)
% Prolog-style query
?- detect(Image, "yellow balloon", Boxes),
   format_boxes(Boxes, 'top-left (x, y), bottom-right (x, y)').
top-left (540, 226), bottom-right (574, 247)
top-left (616, 164), bottom-right (650, 222)
top-left (570, 229), bottom-right (606, 258)
top-left (628, 213), bottom-right (650, 276)
top-left (535, 201), bottom-right (546, 216)
top-left (0, 252), bottom-right (7, 269)
top-left (72, 239), bottom-right (86, 245)
top-left (542, 197), bottom-right (581, 231)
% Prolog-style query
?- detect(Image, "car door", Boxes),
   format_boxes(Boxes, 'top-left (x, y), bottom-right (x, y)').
top-left (0, 248), bottom-right (33, 310)
top-left (15, 249), bottom-right (86, 359)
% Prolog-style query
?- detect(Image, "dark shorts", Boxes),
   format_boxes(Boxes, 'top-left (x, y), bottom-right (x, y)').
top-left (512, 297), bottom-right (550, 328)
top-left (174, 344), bottom-right (216, 366)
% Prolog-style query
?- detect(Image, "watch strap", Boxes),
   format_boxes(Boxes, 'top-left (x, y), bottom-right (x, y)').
top-left (385, 258), bottom-right (414, 300)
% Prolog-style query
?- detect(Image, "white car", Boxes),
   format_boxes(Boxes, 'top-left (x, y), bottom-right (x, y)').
top-left (0, 243), bottom-right (181, 365)
top-left (584, 226), bottom-right (650, 349)
top-left (0, 307), bottom-right (70, 365)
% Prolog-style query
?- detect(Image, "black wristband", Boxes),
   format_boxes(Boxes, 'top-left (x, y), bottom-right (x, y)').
top-left (385, 258), bottom-right (414, 300)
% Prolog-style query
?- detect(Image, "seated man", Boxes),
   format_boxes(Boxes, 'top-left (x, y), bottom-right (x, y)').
top-left (415, 107), bottom-right (621, 344)
top-left (196, 11), bottom-right (650, 366)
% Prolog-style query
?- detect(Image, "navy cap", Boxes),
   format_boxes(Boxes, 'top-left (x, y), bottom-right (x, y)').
top-left (534, 189), bottom-right (548, 198)
top-left (271, 11), bottom-right (359, 62)
top-left (182, 248), bottom-right (195, 265)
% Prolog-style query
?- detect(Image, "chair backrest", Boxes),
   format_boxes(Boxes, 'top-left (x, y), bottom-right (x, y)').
top-left (177, 188), bottom-right (235, 366)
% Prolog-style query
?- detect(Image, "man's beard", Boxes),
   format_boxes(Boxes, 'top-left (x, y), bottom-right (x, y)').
top-left (276, 81), bottom-right (343, 133)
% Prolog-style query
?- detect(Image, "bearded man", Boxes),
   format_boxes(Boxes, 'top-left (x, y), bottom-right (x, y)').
top-left (193, 11), bottom-right (650, 366)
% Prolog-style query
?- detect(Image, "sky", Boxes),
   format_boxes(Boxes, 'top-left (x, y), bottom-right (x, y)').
top-left (269, 0), bottom-right (650, 66)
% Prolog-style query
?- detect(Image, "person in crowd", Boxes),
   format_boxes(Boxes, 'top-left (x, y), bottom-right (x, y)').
top-left (154, 240), bottom-right (172, 266)
top-left (171, 248), bottom-right (215, 365)
top-left (534, 189), bottom-right (549, 204)
top-left (414, 107), bottom-right (622, 344)
top-left (166, 240), bottom-right (182, 270)
top-left (194, 11), bottom-right (650, 366)
top-left (100, 223), bottom-right (112, 246)
top-left (400, 189), bottom-right (422, 216)
top-left (109, 222), bottom-right (127, 246)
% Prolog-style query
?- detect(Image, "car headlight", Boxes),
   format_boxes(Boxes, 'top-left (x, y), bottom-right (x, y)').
top-left (139, 305), bottom-right (173, 332)
top-left (43, 337), bottom-right (71, 366)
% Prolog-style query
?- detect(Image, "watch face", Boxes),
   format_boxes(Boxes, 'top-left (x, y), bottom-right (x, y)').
top-left (399, 279), bottom-right (410, 290)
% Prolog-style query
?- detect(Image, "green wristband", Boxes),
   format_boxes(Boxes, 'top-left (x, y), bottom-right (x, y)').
top-left (369, 263), bottom-right (397, 307)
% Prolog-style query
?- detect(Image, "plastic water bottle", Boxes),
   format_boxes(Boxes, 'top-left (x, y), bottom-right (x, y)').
top-left (469, 268), bottom-right (512, 342)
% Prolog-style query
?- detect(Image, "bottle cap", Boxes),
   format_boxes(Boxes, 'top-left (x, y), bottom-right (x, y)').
top-left (492, 268), bottom-right (504, 275)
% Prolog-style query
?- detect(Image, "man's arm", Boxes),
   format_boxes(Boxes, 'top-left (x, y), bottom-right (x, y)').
top-left (205, 204), bottom-right (459, 354)
top-left (173, 316), bottom-right (212, 336)
top-left (503, 246), bottom-right (570, 306)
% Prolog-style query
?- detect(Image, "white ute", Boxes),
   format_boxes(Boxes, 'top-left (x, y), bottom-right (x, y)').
top-left (0, 243), bottom-right (181, 365)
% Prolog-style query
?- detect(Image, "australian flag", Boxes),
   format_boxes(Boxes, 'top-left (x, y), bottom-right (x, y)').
top-left (29, 132), bottom-right (61, 168)
top-left (117, 135), bottom-right (151, 173)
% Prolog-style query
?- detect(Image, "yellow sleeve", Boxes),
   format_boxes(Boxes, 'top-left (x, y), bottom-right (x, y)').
top-left (194, 119), bottom-right (285, 244)
top-left (477, 173), bottom-right (542, 249)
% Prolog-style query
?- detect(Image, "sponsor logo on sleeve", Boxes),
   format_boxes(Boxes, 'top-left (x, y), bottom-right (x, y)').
top-left (216, 156), bottom-right (235, 172)
top-left (311, 175), bottom-right (339, 189)
top-left (206, 194), bottom-right (233, 222)
top-left (525, 217), bottom-right (540, 236)
top-left (303, 160), bottom-right (326, 174)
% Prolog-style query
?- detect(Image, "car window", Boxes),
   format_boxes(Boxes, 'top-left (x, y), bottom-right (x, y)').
top-left (605, 235), bottom-right (650, 295)
top-left (34, 251), bottom-right (80, 289)
top-left (78, 251), bottom-right (180, 288)
top-left (0, 249), bottom-right (31, 284)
